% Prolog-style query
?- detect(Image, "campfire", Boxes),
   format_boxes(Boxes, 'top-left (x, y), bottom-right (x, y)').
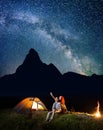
top-left (94, 101), bottom-right (101, 118)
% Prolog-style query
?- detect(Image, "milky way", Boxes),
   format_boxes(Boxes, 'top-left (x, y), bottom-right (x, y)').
top-left (0, 0), bottom-right (103, 76)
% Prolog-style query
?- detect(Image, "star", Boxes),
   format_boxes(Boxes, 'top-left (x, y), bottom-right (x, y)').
top-left (0, 0), bottom-right (103, 77)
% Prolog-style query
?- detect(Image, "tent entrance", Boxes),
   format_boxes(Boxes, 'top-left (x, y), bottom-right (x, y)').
top-left (32, 101), bottom-right (44, 110)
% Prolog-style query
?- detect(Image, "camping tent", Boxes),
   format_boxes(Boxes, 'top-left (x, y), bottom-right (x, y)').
top-left (14, 97), bottom-right (47, 113)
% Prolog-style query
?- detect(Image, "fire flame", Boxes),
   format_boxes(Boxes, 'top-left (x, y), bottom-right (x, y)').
top-left (94, 101), bottom-right (101, 118)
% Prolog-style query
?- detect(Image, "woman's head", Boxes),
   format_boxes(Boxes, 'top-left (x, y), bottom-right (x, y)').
top-left (59, 96), bottom-right (62, 100)
top-left (59, 96), bottom-right (65, 104)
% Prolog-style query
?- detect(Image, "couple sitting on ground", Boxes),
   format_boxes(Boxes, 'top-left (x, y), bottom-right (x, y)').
top-left (46, 92), bottom-right (67, 122)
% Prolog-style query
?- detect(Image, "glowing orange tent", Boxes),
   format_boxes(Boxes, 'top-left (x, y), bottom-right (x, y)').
top-left (14, 97), bottom-right (47, 113)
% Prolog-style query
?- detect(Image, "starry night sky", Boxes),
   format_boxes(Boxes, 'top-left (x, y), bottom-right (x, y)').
top-left (0, 0), bottom-right (103, 77)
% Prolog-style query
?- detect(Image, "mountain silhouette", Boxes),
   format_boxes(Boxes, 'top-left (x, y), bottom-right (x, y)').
top-left (0, 48), bottom-right (62, 96)
top-left (0, 48), bottom-right (103, 96)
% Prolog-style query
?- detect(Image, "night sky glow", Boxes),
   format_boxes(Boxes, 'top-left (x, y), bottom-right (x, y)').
top-left (0, 0), bottom-right (103, 77)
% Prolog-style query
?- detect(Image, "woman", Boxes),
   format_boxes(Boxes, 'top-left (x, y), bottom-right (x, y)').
top-left (59, 95), bottom-right (67, 113)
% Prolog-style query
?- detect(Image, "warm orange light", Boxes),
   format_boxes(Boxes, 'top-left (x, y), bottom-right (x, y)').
top-left (32, 101), bottom-right (44, 110)
top-left (94, 101), bottom-right (101, 118)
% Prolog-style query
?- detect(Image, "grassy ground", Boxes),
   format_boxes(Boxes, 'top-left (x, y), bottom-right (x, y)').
top-left (0, 109), bottom-right (103, 130)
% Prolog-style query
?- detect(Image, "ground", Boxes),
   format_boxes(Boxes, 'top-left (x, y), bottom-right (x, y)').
top-left (0, 109), bottom-right (103, 130)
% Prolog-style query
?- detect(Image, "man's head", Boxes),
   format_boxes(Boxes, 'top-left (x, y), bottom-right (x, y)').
top-left (55, 97), bottom-right (58, 102)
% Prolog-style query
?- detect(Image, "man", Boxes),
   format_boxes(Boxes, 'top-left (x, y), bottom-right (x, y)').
top-left (46, 92), bottom-right (61, 122)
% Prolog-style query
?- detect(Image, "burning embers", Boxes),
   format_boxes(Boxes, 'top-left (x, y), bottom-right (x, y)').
top-left (94, 101), bottom-right (101, 118)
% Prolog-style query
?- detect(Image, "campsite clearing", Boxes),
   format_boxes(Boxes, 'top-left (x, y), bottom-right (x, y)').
top-left (0, 109), bottom-right (103, 130)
